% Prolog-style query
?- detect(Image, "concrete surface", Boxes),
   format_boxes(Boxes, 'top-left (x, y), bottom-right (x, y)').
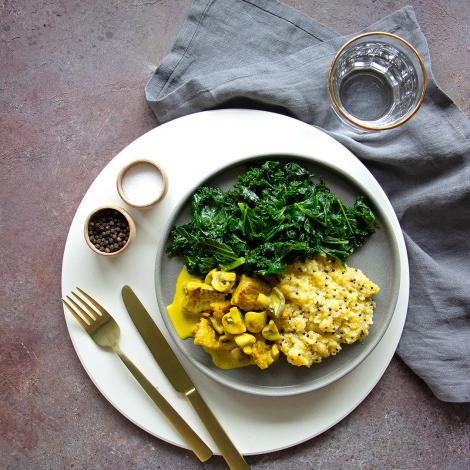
top-left (1, 1), bottom-right (469, 469)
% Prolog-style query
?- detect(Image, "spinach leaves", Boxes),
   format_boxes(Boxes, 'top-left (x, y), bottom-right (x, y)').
top-left (167, 161), bottom-right (377, 276)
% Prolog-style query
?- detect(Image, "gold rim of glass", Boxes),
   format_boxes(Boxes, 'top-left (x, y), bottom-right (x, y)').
top-left (328, 31), bottom-right (428, 131)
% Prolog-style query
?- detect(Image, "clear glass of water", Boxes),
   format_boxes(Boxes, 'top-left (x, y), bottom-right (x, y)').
top-left (328, 32), bottom-right (427, 131)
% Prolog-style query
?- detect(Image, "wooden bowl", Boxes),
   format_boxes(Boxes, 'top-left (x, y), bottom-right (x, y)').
top-left (116, 159), bottom-right (168, 208)
top-left (84, 205), bottom-right (136, 256)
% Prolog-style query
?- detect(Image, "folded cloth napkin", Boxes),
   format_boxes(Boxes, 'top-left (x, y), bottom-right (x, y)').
top-left (145, 0), bottom-right (470, 402)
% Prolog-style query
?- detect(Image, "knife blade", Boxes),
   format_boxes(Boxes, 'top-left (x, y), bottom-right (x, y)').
top-left (122, 285), bottom-right (193, 393)
top-left (122, 285), bottom-right (250, 470)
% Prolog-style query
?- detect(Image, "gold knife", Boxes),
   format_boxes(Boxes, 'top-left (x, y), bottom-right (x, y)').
top-left (121, 285), bottom-right (250, 470)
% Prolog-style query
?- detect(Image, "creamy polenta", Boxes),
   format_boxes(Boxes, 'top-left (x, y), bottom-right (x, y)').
top-left (278, 254), bottom-right (379, 367)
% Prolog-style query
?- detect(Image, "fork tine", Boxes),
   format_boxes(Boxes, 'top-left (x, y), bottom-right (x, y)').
top-left (62, 298), bottom-right (90, 329)
top-left (76, 287), bottom-right (109, 317)
top-left (71, 292), bottom-right (99, 320)
top-left (67, 295), bottom-right (96, 323)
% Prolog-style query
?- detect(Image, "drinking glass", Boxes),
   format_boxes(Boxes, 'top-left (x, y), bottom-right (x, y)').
top-left (328, 32), bottom-right (427, 131)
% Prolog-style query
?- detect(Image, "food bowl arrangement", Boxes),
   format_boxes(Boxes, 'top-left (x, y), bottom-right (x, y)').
top-left (155, 155), bottom-right (401, 396)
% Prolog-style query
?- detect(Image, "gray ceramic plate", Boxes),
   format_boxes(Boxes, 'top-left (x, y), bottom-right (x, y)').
top-left (155, 154), bottom-right (400, 396)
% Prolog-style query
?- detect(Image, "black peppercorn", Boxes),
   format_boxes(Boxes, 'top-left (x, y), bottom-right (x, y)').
top-left (87, 208), bottom-right (130, 253)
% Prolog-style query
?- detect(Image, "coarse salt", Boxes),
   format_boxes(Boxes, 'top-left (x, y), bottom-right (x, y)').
top-left (120, 161), bottom-right (165, 206)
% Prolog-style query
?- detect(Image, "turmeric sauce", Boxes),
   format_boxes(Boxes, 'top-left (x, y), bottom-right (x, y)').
top-left (167, 266), bottom-right (251, 369)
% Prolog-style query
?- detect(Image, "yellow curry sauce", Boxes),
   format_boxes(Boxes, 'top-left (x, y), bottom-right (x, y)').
top-left (167, 266), bottom-right (200, 339)
top-left (167, 266), bottom-right (252, 369)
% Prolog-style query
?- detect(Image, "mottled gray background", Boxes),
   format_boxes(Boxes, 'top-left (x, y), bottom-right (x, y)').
top-left (1, 1), bottom-right (469, 469)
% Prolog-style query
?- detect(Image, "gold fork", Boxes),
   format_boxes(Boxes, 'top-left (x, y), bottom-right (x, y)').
top-left (62, 287), bottom-right (213, 463)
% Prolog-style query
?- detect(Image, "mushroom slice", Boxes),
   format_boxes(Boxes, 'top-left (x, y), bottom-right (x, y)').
top-left (267, 287), bottom-right (285, 319)
top-left (211, 271), bottom-right (237, 293)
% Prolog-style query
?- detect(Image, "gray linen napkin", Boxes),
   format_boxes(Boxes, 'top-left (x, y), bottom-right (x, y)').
top-left (145, 0), bottom-right (470, 402)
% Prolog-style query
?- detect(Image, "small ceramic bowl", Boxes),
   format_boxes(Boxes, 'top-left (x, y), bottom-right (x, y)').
top-left (84, 205), bottom-right (136, 256)
top-left (156, 155), bottom-right (402, 396)
top-left (116, 159), bottom-right (168, 209)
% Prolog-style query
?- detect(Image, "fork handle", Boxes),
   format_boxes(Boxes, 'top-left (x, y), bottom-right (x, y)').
top-left (115, 349), bottom-right (213, 462)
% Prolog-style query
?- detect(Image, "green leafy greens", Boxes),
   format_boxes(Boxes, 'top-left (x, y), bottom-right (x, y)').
top-left (167, 161), bottom-right (377, 276)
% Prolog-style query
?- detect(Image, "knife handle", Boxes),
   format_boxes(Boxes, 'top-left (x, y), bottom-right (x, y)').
top-left (115, 349), bottom-right (213, 462)
top-left (186, 387), bottom-right (250, 470)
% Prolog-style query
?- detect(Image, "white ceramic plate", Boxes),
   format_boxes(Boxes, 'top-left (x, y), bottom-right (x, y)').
top-left (61, 109), bottom-right (409, 455)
